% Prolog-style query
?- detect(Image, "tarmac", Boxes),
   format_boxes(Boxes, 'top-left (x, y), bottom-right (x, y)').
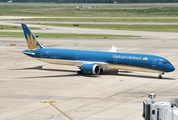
top-left (0, 19), bottom-right (178, 120)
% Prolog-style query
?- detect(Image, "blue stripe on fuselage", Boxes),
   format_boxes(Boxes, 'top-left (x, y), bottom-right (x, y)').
top-left (23, 48), bottom-right (175, 73)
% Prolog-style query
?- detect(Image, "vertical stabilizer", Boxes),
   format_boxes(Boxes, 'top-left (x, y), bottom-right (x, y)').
top-left (21, 23), bottom-right (43, 50)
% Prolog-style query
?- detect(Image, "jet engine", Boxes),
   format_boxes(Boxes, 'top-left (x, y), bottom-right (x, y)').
top-left (81, 64), bottom-right (100, 75)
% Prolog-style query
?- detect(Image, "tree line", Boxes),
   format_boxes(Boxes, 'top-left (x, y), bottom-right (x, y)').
top-left (0, 0), bottom-right (178, 3)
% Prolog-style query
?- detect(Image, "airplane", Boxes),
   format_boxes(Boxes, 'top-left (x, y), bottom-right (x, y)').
top-left (21, 23), bottom-right (175, 79)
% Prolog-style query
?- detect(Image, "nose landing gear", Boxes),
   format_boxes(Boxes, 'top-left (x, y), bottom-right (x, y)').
top-left (158, 75), bottom-right (162, 79)
top-left (158, 73), bottom-right (164, 79)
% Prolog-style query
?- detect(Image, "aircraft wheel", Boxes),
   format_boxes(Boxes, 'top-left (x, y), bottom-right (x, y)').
top-left (100, 69), bottom-right (103, 73)
top-left (77, 71), bottom-right (83, 74)
top-left (39, 66), bottom-right (43, 69)
top-left (158, 75), bottom-right (162, 79)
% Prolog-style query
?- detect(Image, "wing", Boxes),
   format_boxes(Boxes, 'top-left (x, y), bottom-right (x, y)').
top-left (38, 59), bottom-right (107, 69)
top-left (109, 46), bottom-right (117, 52)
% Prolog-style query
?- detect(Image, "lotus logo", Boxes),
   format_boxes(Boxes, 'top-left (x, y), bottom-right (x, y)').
top-left (26, 33), bottom-right (40, 50)
top-left (142, 57), bottom-right (148, 60)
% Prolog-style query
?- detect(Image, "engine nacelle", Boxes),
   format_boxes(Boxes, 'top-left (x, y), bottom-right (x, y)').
top-left (81, 64), bottom-right (100, 75)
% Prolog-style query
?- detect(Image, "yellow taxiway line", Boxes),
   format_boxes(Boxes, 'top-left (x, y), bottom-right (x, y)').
top-left (41, 101), bottom-right (72, 120)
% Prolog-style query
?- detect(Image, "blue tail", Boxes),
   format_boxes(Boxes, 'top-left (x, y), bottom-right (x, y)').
top-left (21, 23), bottom-right (43, 50)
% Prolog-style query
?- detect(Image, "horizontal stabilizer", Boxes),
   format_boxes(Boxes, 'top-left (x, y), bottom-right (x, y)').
top-left (23, 51), bottom-right (35, 55)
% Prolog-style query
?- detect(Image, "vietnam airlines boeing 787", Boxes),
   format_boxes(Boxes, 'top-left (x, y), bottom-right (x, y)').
top-left (21, 23), bottom-right (175, 79)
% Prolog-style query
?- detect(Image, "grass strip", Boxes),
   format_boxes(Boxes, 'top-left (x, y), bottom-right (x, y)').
top-left (41, 24), bottom-right (178, 32)
top-left (0, 25), bottom-right (38, 30)
top-left (0, 32), bottom-right (140, 39)
top-left (15, 18), bottom-right (178, 23)
top-left (1, 3), bottom-right (178, 17)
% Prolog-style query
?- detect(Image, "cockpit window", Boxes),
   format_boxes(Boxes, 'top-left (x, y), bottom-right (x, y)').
top-left (163, 62), bottom-right (171, 64)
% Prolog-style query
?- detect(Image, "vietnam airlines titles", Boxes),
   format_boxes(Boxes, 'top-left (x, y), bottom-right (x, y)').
top-left (21, 23), bottom-right (175, 79)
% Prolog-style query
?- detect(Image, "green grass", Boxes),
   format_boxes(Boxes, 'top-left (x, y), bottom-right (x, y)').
top-left (40, 24), bottom-right (178, 32)
top-left (1, 3), bottom-right (178, 17)
top-left (14, 18), bottom-right (178, 23)
top-left (0, 32), bottom-right (140, 39)
top-left (0, 25), bottom-right (38, 30)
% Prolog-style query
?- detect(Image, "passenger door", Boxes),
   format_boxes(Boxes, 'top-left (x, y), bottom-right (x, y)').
top-left (40, 51), bottom-right (43, 58)
top-left (113, 58), bottom-right (118, 64)
top-left (75, 54), bottom-right (79, 60)
top-left (152, 59), bottom-right (157, 67)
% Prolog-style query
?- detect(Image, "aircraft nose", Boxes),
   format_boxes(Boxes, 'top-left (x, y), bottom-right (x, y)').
top-left (170, 65), bottom-right (175, 72)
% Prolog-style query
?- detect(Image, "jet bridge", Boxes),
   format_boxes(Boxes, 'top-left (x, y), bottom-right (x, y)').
top-left (142, 93), bottom-right (178, 120)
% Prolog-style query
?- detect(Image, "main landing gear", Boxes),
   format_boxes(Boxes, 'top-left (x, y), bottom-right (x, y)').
top-left (77, 70), bottom-right (83, 74)
top-left (39, 66), bottom-right (43, 69)
top-left (158, 73), bottom-right (164, 79)
top-left (77, 67), bottom-right (83, 74)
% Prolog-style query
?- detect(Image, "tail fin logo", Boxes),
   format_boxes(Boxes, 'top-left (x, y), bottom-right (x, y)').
top-left (26, 33), bottom-right (41, 50)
